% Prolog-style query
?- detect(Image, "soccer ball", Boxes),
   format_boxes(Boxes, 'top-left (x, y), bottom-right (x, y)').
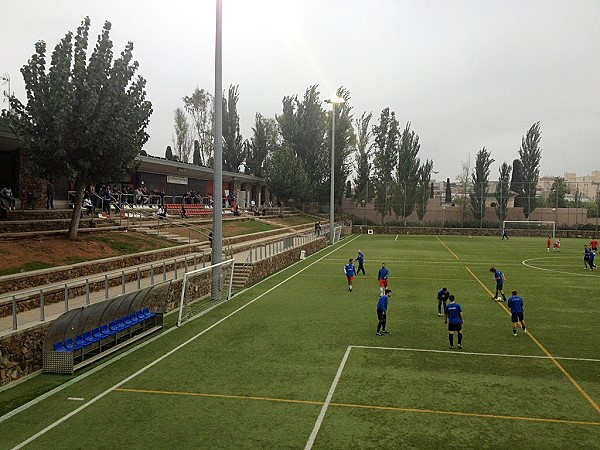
top-left (496, 297), bottom-right (503, 301)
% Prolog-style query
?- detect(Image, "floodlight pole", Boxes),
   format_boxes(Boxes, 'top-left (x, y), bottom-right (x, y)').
top-left (329, 101), bottom-right (336, 243)
top-left (212, 0), bottom-right (223, 268)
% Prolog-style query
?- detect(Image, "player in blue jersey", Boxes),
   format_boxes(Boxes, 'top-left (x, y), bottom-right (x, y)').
top-left (444, 295), bottom-right (463, 349)
top-left (376, 289), bottom-right (392, 335)
top-left (507, 290), bottom-right (527, 336)
top-left (344, 258), bottom-right (356, 292)
top-left (378, 263), bottom-right (389, 296)
top-left (437, 287), bottom-right (450, 316)
top-left (489, 267), bottom-right (507, 301)
top-left (356, 250), bottom-right (366, 275)
top-left (583, 245), bottom-right (591, 270)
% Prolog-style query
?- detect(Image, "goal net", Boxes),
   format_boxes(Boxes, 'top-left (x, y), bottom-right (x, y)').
top-left (502, 220), bottom-right (555, 238)
top-left (177, 258), bottom-right (235, 327)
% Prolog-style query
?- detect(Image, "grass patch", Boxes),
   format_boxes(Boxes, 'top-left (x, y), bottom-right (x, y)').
top-left (0, 261), bottom-right (55, 276)
top-left (266, 214), bottom-right (318, 227)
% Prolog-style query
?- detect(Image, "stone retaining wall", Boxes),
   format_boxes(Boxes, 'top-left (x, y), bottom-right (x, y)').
top-left (0, 236), bottom-right (326, 387)
top-left (0, 243), bottom-right (203, 296)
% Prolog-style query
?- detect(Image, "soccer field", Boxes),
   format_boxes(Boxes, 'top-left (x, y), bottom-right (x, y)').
top-left (1, 234), bottom-right (599, 449)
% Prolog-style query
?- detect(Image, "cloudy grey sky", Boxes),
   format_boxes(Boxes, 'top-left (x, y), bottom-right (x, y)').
top-left (2, 0), bottom-right (599, 181)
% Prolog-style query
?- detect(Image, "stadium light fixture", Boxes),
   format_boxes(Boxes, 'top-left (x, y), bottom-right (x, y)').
top-left (324, 95), bottom-right (345, 243)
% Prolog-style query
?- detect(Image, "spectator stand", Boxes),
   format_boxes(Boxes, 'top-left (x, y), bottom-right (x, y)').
top-left (43, 280), bottom-right (171, 374)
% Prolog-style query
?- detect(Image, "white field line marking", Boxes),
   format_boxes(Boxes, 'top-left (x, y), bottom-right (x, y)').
top-left (351, 346), bottom-right (600, 363)
top-left (9, 236), bottom-right (360, 449)
top-left (522, 258), bottom-right (599, 277)
top-left (395, 235), bottom-right (399, 241)
top-left (66, 398), bottom-right (84, 401)
top-left (304, 346), bottom-right (352, 450)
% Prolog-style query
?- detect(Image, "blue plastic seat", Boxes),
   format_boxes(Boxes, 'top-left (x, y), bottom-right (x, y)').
top-left (92, 327), bottom-right (103, 340)
top-left (100, 324), bottom-right (115, 336)
top-left (142, 307), bottom-right (156, 318)
top-left (84, 330), bottom-right (99, 343)
top-left (136, 310), bottom-right (146, 321)
top-left (129, 312), bottom-right (141, 324)
top-left (54, 341), bottom-right (67, 352)
top-left (74, 335), bottom-right (87, 350)
top-left (64, 338), bottom-right (74, 351)
top-left (110, 319), bottom-right (125, 331)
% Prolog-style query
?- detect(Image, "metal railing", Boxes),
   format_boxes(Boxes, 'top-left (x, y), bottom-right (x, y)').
top-left (243, 227), bottom-right (323, 265)
top-left (0, 252), bottom-right (210, 333)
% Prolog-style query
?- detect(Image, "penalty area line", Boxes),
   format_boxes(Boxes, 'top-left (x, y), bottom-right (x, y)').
top-left (351, 345), bottom-right (600, 363)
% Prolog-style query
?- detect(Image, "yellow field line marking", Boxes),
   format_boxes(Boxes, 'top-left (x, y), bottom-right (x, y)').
top-left (436, 236), bottom-right (460, 260)
top-left (466, 267), bottom-right (600, 415)
top-left (114, 387), bottom-right (600, 426)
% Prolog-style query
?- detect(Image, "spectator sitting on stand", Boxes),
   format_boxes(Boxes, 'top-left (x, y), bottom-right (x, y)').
top-left (233, 205), bottom-right (241, 216)
top-left (1, 186), bottom-right (16, 210)
top-left (180, 206), bottom-right (188, 219)
top-left (157, 206), bottom-right (167, 219)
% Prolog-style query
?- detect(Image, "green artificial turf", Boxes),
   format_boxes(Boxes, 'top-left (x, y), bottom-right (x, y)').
top-left (1, 234), bottom-right (599, 449)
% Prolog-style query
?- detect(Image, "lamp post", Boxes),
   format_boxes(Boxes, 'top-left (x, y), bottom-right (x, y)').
top-left (324, 95), bottom-right (345, 243)
top-left (442, 205), bottom-right (446, 228)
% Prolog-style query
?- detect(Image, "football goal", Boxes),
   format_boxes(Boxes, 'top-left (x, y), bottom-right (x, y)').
top-left (177, 258), bottom-right (235, 327)
top-left (502, 220), bottom-right (555, 238)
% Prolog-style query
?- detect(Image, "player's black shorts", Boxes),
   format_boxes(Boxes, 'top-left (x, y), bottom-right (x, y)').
top-left (496, 282), bottom-right (504, 290)
top-left (511, 312), bottom-right (524, 323)
top-left (377, 309), bottom-right (386, 321)
top-left (448, 322), bottom-right (462, 332)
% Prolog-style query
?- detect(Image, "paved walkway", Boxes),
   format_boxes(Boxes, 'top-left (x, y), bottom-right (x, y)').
top-left (0, 226), bottom-right (321, 338)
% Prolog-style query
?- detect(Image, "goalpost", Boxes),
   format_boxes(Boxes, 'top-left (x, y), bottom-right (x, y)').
top-left (177, 258), bottom-right (235, 327)
top-left (502, 220), bottom-right (555, 239)
top-left (332, 226), bottom-right (343, 244)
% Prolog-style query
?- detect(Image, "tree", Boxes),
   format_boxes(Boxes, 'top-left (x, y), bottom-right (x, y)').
top-left (5, 17), bottom-right (151, 239)
top-left (277, 85), bottom-right (328, 201)
top-left (548, 177), bottom-right (569, 208)
top-left (495, 162), bottom-right (512, 223)
top-left (245, 113), bottom-right (278, 177)
top-left (222, 84), bottom-right (244, 172)
top-left (444, 178), bottom-right (452, 203)
top-left (264, 144), bottom-right (310, 204)
top-left (352, 111), bottom-right (373, 204)
top-left (165, 145), bottom-right (173, 160)
top-left (393, 122), bottom-right (421, 223)
top-left (469, 147), bottom-right (495, 224)
top-left (371, 108), bottom-right (399, 223)
top-left (183, 87), bottom-right (213, 167)
top-left (518, 122), bottom-right (542, 218)
top-left (192, 140), bottom-right (201, 165)
top-left (172, 107), bottom-right (191, 163)
top-left (415, 159), bottom-right (433, 222)
top-left (510, 159), bottom-right (525, 208)
top-left (456, 159), bottom-right (472, 227)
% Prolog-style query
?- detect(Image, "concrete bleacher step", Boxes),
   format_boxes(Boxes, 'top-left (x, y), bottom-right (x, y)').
top-left (231, 264), bottom-right (252, 288)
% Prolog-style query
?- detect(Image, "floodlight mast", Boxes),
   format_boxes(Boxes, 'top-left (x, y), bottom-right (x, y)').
top-left (324, 95), bottom-right (345, 244)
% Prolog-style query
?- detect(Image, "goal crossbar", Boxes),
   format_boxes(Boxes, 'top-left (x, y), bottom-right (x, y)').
top-left (502, 220), bottom-right (555, 239)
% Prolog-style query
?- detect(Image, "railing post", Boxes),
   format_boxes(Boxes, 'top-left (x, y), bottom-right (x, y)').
top-left (86, 279), bottom-right (90, 305)
top-left (40, 290), bottom-right (45, 321)
top-left (137, 268), bottom-right (141, 289)
top-left (163, 261), bottom-right (167, 281)
top-left (151, 264), bottom-right (155, 285)
top-left (174, 258), bottom-right (178, 279)
top-left (12, 295), bottom-right (17, 330)
top-left (64, 284), bottom-right (69, 312)
top-left (184, 257), bottom-right (188, 274)
top-left (122, 271), bottom-right (126, 294)
top-left (105, 275), bottom-right (109, 299)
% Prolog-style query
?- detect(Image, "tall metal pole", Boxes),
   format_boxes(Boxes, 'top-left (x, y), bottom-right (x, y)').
top-left (330, 102), bottom-right (336, 243)
top-left (212, 0), bottom-right (223, 267)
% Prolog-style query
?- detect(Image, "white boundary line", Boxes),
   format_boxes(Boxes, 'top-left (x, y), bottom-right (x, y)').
top-left (304, 346), bottom-right (352, 450)
top-left (522, 257), bottom-right (599, 277)
top-left (352, 345), bottom-right (600, 363)
top-left (304, 343), bottom-right (600, 448)
top-left (8, 236), bottom-right (360, 449)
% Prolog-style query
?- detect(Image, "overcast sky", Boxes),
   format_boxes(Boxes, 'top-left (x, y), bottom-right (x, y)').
top-left (2, 0), bottom-right (599, 181)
